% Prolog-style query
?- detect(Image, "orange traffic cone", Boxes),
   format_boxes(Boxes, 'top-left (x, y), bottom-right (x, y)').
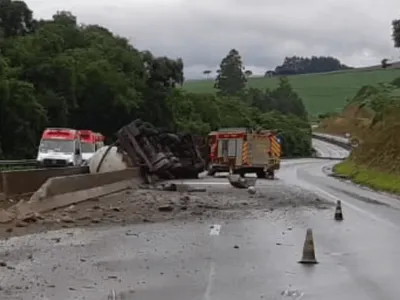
top-left (334, 200), bottom-right (343, 221)
top-left (298, 228), bottom-right (318, 264)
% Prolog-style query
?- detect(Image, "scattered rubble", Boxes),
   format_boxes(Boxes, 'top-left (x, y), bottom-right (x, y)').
top-left (0, 181), bottom-right (333, 239)
top-left (227, 174), bottom-right (257, 189)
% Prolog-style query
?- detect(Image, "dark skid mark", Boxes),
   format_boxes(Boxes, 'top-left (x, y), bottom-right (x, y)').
top-left (328, 185), bottom-right (391, 208)
top-left (281, 289), bottom-right (304, 299)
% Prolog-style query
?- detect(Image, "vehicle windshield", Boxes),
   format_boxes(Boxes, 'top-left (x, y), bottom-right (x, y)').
top-left (81, 142), bottom-right (95, 153)
top-left (39, 139), bottom-right (74, 153)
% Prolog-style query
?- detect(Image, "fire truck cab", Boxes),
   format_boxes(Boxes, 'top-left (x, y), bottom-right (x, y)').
top-left (79, 130), bottom-right (105, 163)
top-left (207, 127), bottom-right (281, 179)
top-left (36, 128), bottom-right (83, 168)
top-left (94, 132), bottom-right (105, 150)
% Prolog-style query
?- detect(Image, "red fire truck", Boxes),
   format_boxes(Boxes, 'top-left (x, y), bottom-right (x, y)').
top-left (207, 127), bottom-right (281, 179)
top-left (79, 130), bottom-right (105, 162)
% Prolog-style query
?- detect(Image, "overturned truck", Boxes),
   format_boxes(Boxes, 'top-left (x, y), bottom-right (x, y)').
top-left (89, 119), bottom-right (205, 182)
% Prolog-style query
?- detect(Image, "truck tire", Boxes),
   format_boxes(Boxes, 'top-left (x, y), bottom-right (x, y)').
top-left (233, 170), bottom-right (245, 178)
top-left (256, 170), bottom-right (266, 179)
top-left (229, 165), bottom-right (234, 175)
top-left (207, 168), bottom-right (217, 176)
top-left (267, 170), bottom-right (274, 180)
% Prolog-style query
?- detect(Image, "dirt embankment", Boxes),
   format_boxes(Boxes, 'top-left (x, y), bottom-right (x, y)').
top-left (320, 101), bottom-right (400, 172)
top-left (0, 181), bottom-right (331, 239)
top-left (317, 103), bottom-right (374, 137)
top-left (323, 82), bottom-right (400, 193)
top-left (349, 107), bottom-right (400, 173)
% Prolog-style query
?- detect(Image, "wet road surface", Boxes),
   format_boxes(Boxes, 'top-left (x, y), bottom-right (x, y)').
top-left (2, 139), bottom-right (400, 300)
top-left (312, 138), bottom-right (349, 159)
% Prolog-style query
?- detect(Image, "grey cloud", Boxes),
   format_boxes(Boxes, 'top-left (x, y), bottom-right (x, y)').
top-left (27, 0), bottom-right (400, 79)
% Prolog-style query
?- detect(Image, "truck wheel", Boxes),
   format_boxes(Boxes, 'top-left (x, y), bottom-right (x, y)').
top-left (229, 165), bottom-right (235, 175)
top-left (256, 170), bottom-right (266, 179)
top-left (234, 170), bottom-right (245, 178)
top-left (207, 168), bottom-right (217, 176)
top-left (188, 170), bottom-right (199, 179)
top-left (267, 170), bottom-right (275, 180)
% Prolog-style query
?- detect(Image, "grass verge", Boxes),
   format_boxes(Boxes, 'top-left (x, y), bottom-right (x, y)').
top-left (333, 160), bottom-right (400, 194)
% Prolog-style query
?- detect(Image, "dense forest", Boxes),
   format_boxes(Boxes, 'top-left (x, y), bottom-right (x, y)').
top-left (0, 0), bottom-right (312, 159)
top-left (265, 56), bottom-right (352, 77)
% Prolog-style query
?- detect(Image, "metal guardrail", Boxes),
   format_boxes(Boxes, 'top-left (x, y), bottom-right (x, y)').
top-left (311, 133), bottom-right (352, 150)
top-left (312, 132), bottom-right (350, 144)
top-left (0, 159), bottom-right (37, 168)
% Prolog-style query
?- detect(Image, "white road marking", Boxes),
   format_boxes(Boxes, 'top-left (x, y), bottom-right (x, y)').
top-left (203, 261), bottom-right (216, 300)
top-left (209, 224), bottom-right (221, 236)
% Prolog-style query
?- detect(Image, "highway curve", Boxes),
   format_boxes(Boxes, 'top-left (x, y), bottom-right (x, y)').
top-left (2, 138), bottom-right (400, 300)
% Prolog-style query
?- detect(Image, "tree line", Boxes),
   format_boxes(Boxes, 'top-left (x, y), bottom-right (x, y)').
top-left (266, 56), bottom-right (352, 77)
top-left (203, 55), bottom-right (352, 79)
top-left (0, 0), bottom-right (312, 159)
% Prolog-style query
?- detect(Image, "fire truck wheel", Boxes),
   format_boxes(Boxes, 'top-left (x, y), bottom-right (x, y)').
top-left (229, 166), bottom-right (235, 175)
top-left (256, 170), bottom-right (266, 179)
top-left (188, 171), bottom-right (199, 179)
top-left (238, 171), bottom-right (246, 178)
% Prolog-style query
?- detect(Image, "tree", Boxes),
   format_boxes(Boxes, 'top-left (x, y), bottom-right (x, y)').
top-left (0, 0), bottom-right (36, 37)
top-left (0, 1), bottom-right (313, 159)
top-left (264, 70), bottom-right (275, 77)
top-left (244, 70), bottom-right (253, 78)
top-left (270, 77), bottom-right (308, 119)
top-left (214, 49), bottom-right (247, 97)
top-left (381, 58), bottom-right (389, 69)
top-left (392, 19), bottom-right (400, 48)
top-left (203, 69), bottom-right (211, 79)
top-left (274, 56), bottom-right (352, 76)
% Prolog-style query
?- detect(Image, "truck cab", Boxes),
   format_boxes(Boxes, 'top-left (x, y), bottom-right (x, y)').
top-left (94, 132), bottom-right (105, 150)
top-left (79, 130), bottom-right (96, 163)
top-left (79, 130), bottom-right (105, 163)
top-left (36, 128), bottom-right (83, 168)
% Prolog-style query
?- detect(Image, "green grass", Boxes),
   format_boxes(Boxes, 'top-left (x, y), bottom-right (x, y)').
top-left (333, 160), bottom-right (400, 194)
top-left (183, 67), bottom-right (400, 116)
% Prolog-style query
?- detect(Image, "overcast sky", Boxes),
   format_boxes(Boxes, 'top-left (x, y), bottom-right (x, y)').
top-left (27, 0), bottom-right (400, 79)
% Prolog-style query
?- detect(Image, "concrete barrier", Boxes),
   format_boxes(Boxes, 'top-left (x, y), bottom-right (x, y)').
top-left (13, 168), bottom-right (142, 219)
top-left (0, 166), bottom-right (89, 201)
top-left (0, 177), bottom-right (4, 202)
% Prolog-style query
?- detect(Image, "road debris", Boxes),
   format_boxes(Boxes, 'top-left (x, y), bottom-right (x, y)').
top-left (0, 209), bottom-right (14, 224)
top-left (158, 183), bottom-right (206, 192)
top-left (0, 180), bottom-right (333, 239)
top-left (228, 174), bottom-right (257, 189)
top-left (248, 186), bottom-right (256, 194)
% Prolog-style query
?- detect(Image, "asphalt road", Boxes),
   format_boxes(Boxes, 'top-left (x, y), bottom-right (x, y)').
top-left (2, 138), bottom-right (400, 300)
top-left (312, 138), bottom-right (349, 159)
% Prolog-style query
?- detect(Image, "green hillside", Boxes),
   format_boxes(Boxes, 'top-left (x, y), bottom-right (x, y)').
top-left (183, 67), bottom-right (400, 116)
